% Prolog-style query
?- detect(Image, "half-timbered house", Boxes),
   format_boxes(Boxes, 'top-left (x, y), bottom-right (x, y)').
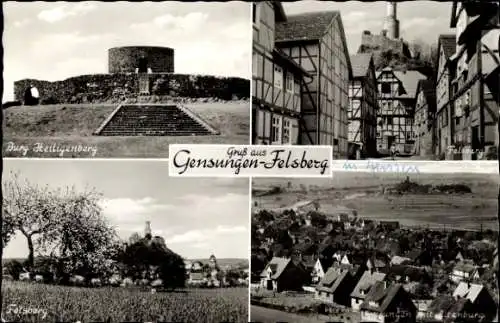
top-left (435, 34), bottom-right (457, 158)
top-left (348, 53), bottom-right (378, 158)
top-left (274, 10), bottom-right (353, 158)
top-left (413, 79), bottom-right (437, 157)
top-left (252, 2), bottom-right (308, 145)
top-left (449, 1), bottom-right (499, 160)
top-left (375, 67), bottom-right (427, 155)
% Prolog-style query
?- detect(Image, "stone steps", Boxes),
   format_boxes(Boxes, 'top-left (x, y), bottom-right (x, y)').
top-left (96, 104), bottom-right (214, 136)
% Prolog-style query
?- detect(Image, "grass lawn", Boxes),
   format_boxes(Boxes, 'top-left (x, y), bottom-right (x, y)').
top-left (253, 173), bottom-right (499, 231)
top-left (2, 281), bottom-right (248, 322)
top-left (2, 101), bottom-right (249, 158)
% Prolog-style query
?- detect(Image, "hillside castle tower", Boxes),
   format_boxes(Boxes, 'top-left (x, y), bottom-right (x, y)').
top-left (382, 2), bottom-right (399, 40)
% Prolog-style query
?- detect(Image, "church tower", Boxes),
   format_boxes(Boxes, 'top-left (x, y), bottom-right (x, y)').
top-left (144, 221), bottom-right (152, 239)
top-left (383, 2), bottom-right (400, 39)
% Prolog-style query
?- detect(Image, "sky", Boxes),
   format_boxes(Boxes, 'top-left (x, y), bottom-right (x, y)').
top-left (2, 1), bottom-right (251, 102)
top-left (2, 159), bottom-right (250, 260)
top-left (282, 1), bottom-right (454, 55)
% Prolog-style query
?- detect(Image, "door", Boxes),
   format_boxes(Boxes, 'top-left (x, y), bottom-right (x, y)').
top-left (138, 56), bottom-right (148, 73)
top-left (387, 136), bottom-right (395, 150)
top-left (266, 279), bottom-right (273, 290)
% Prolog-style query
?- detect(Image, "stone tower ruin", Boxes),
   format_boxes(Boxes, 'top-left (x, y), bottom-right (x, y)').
top-left (383, 2), bottom-right (400, 40)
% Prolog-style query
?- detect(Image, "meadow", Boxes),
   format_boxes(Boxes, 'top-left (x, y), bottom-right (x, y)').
top-left (2, 101), bottom-right (249, 158)
top-left (1, 281), bottom-right (248, 322)
top-left (253, 172), bottom-right (499, 231)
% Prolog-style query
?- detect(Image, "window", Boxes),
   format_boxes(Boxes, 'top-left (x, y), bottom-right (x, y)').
top-left (406, 118), bottom-right (412, 125)
top-left (285, 72), bottom-right (294, 93)
top-left (381, 83), bottom-right (391, 94)
top-left (252, 52), bottom-right (258, 77)
top-left (283, 119), bottom-right (291, 144)
top-left (271, 115), bottom-right (282, 144)
top-left (387, 116), bottom-right (393, 125)
top-left (274, 66), bottom-right (283, 89)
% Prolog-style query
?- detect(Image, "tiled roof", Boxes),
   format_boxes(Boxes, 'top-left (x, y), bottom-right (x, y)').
top-left (439, 34), bottom-right (457, 59)
top-left (360, 282), bottom-right (404, 313)
top-left (350, 53), bottom-right (373, 78)
top-left (452, 282), bottom-right (484, 303)
top-left (351, 270), bottom-right (386, 299)
top-left (316, 266), bottom-right (350, 293)
top-left (260, 257), bottom-right (290, 279)
top-left (275, 11), bottom-right (339, 42)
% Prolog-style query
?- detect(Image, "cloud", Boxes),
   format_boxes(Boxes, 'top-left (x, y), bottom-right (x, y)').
top-left (37, 3), bottom-right (97, 23)
top-left (168, 225), bottom-right (247, 244)
top-left (99, 197), bottom-right (172, 220)
top-left (130, 12), bottom-right (209, 34)
top-left (13, 18), bottom-right (31, 28)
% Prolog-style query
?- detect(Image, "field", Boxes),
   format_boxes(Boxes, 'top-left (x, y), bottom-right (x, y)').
top-left (253, 172), bottom-right (499, 231)
top-left (251, 305), bottom-right (340, 323)
top-left (2, 101), bottom-right (249, 158)
top-left (1, 281), bottom-right (248, 322)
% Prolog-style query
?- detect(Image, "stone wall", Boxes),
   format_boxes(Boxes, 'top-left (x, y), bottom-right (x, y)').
top-left (108, 46), bottom-right (174, 74)
top-left (14, 73), bottom-right (250, 104)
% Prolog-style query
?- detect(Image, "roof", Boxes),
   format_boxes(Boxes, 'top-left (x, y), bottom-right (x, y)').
top-left (275, 11), bottom-right (353, 79)
top-left (376, 69), bottom-right (427, 99)
top-left (275, 11), bottom-right (338, 42)
top-left (438, 34), bottom-right (457, 59)
top-left (316, 266), bottom-right (350, 293)
top-left (190, 272), bottom-right (205, 281)
top-left (427, 295), bottom-right (456, 314)
top-left (260, 257), bottom-right (290, 279)
top-left (452, 282), bottom-right (484, 303)
top-left (453, 262), bottom-right (477, 274)
top-left (390, 256), bottom-right (411, 265)
top-left (351, 270), bottom-right (386, 299)
top-left (360, 282), bottom-right (406, 313)
top-left (319, 258), bottom-right (335, 271)
top-left (350, 53), bottom-right (373, 78)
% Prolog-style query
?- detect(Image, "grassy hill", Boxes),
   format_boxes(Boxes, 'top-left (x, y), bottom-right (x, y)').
top-left (2, 101), bottom-right (249, 158)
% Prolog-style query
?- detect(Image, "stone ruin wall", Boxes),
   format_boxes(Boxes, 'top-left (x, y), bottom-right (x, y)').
top-left (14, 74), bottom-right (250, 104)
top-left (360, 32), bottom-right (405, 53)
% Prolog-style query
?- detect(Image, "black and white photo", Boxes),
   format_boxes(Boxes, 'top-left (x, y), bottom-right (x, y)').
top-left (251, 0), bottom-right (499, 161)
top-left (1, 160), bottom-right (249, 322)
top-left (251, 170), bottom-right (499, 322)
top-left (2, 1), bottom-right (251, 158)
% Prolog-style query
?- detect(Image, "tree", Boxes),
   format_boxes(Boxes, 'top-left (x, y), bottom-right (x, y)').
top-left (119, 238), bottom-right (186, 289)
top-left (3, 172), bottom-right (64, 269)
top-left (36, 186), bottom-right (119, 281)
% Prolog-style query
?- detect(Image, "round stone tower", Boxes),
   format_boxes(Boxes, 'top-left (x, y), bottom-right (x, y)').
top-left (108, 46), bottom-right (174, 74)
top-left (383, 2), bottom-right (400, 40)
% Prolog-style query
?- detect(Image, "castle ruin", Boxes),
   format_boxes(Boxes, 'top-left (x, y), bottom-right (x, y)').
top-left (358, 2), bottom-right (411, 59)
